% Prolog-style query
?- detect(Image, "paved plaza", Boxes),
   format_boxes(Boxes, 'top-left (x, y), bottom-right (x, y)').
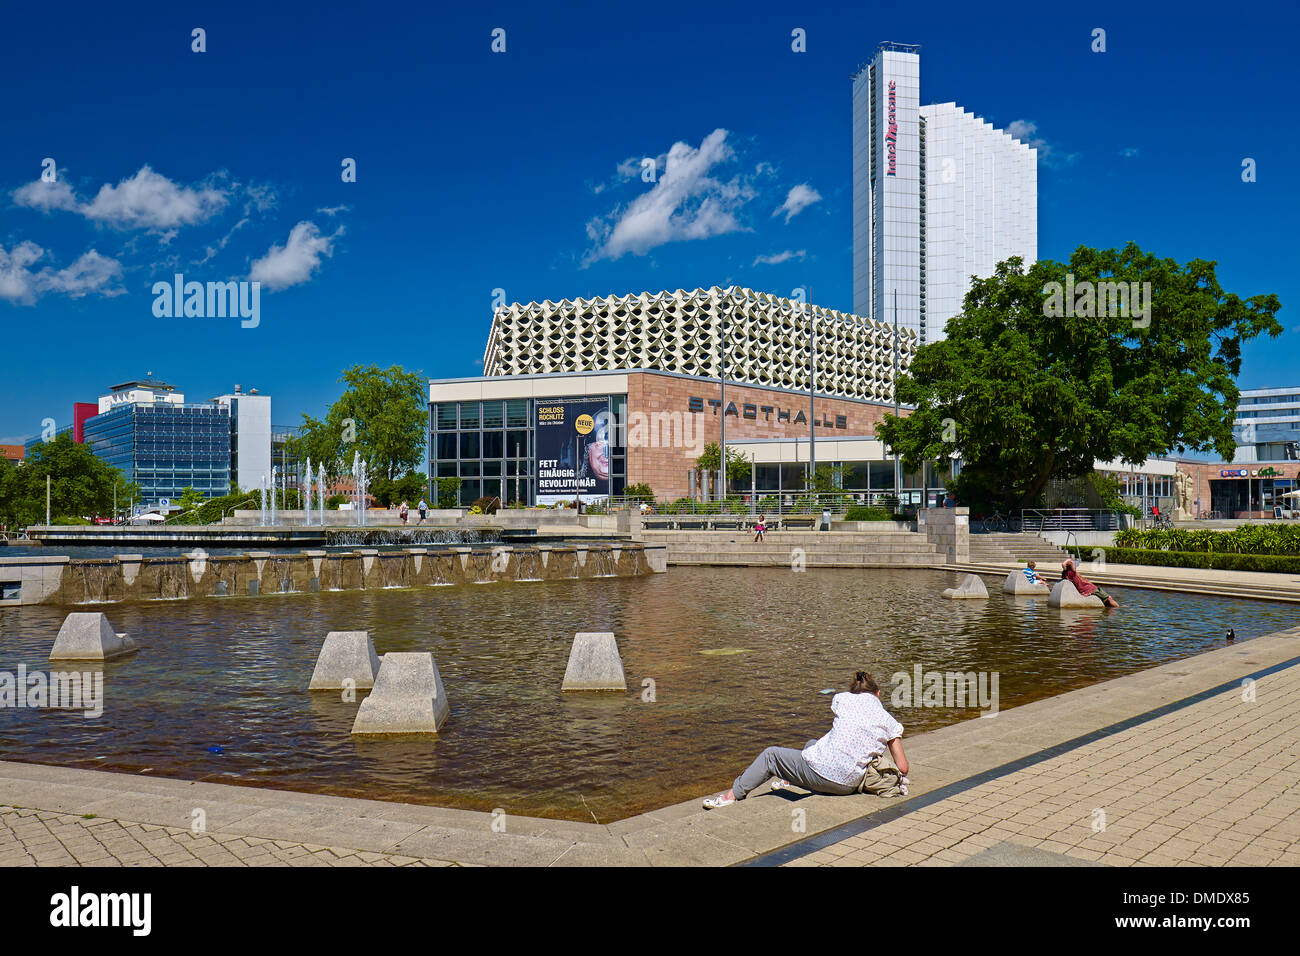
top-left (1, 622), bottom-right (1297, 867)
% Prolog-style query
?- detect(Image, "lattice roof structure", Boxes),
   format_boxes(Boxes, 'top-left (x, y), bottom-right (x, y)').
top-left (481, 287), bottom-right (916, 403)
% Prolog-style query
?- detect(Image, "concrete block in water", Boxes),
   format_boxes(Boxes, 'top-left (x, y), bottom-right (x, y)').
top-left (50, 612), bottom-right (137, 661)
top-left (309, 631), bottom-right (382, 690)
top-left (1003, 569), bottom-right (1051, 595)
top-left (1049, 579), bottom-right (1104, 609)
top-left (561, 632), bottom-right (627, 691)
top-left (351, 652), bottom-right (449, 734)
top-left (941, 574), bottom-right (988, 600)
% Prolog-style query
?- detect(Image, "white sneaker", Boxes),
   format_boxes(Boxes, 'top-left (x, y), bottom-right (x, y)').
top-left (703, 792), bottom-right (736, 809)
top-left (770, 778), bottom-right (791, 791)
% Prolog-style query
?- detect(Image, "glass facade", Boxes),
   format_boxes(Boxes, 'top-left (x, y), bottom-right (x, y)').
top-left (1210, 477), bottom-right (1298, 517)
top-left (83, 403), bottom-right (231, 505)
top-left (272, 425), bottom-right (301, 490)
top-left (430, 396), bottom-right (627, 505)
top-left (748, 458), bottom-right (950, 506)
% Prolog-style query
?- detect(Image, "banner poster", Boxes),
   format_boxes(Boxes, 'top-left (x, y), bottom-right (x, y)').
top-left (535, 399), bottom-right (611, 504)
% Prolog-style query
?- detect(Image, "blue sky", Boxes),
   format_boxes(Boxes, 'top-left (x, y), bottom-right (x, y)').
top-left (2, 0), bottom-right (1297, 444)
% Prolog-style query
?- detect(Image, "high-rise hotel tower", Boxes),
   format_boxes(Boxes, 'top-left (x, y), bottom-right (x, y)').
top-left (852, 42), bottom-right (1038, 344)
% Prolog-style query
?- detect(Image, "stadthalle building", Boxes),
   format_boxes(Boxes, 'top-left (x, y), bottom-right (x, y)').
top-left (427, 287), bottom-right (931, 505)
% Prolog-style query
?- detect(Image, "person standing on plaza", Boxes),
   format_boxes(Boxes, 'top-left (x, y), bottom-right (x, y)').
top-left (753, 513), bottom-right (767, 543)
top-left (417, 498), bottom-right (428, 524)
top-left (399, 499), bottom-right (409, 526)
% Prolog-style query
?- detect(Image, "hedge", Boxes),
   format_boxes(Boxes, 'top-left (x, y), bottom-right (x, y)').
top-left (1113, 525), bottom-right (1300, 556)
top-left (844, 505), bottom-right (893, 521)
top-left (1097, 547), bottom-right (1300, 574)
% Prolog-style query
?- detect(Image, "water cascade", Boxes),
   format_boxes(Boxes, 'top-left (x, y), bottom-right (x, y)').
top-left (304, 460), bottom-right (314, 526)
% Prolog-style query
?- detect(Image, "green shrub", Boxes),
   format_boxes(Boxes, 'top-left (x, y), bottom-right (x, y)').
top-left (623, 483), bottom-right (655, 503)
top-left (844, 505), bottom-right (893, 521)
top-left (1113, 525), bottom-right (1300, 556)
top-left (1099, 547), bottom-right (1300, 574)
top-left (433, 476), bottom-right (462, 510)
top-left (170, 489), bottom-right (259, 525)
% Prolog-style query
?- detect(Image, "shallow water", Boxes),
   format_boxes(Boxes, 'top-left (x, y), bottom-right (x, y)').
top-left (0, 567), bottom-right (1291, 822)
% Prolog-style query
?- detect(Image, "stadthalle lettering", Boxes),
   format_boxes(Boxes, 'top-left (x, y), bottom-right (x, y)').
top-left (687, 396), bottom-right (847, 429)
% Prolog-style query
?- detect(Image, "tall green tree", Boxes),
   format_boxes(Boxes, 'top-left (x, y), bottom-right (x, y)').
top-left (696, 442), bottom-right (753, 485)
top-left (877, 244), bottom-right (1282, 511)
top-left (290, 364), bottom-right (427, 480)
top-left (0, 434), bottom-right (140, 527)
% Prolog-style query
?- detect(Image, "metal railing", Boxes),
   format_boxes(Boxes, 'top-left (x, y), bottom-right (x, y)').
top-left (1062, 530), bottom-right (1083, 562)
top-left (602, 491), bottom-right (917, 518)
top-left (1020, 508), bottom-right (1121, 532)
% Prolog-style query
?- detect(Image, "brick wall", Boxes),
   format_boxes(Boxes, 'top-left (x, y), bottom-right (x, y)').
top-left (625, 372), bottom-right (899, 499)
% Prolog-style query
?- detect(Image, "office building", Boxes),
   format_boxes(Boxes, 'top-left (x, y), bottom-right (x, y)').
top-left (852, 42), bottom-right (1037, 344)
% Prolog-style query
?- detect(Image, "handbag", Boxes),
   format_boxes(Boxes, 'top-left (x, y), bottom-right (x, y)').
top-left (856, 750), bottom-right (909, 797)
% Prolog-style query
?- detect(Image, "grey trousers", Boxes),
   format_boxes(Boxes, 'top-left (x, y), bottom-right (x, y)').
top-left (733, 741), bottom-right (858, 799)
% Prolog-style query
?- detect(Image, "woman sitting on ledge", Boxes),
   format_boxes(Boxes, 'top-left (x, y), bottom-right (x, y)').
top-left (1061, 558), bottom-right (1119, 609)
top-left (704, 671), bottom-right (908, 809)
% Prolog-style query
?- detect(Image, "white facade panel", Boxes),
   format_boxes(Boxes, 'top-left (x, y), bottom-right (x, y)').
top-left (481, 287), bottom-right (916, 404)
top-left (853, 45), bottom-right (1037, 345)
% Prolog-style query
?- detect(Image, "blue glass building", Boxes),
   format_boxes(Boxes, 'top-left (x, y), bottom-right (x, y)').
top-left (83, 400), bottom-right (231, 505)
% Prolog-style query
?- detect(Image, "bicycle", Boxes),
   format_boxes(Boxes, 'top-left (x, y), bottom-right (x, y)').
top-left (980, 509), bottom-right (1010, 533)
top-left (1150, 510), bottom-right (1173, 530)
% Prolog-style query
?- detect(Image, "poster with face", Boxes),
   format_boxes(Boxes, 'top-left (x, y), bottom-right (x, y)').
top-left (535, 399), bottom-right (611, 504)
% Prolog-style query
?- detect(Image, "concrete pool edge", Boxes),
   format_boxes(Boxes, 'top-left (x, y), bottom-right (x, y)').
top-left (2, 622), bottom-right (1298, 867)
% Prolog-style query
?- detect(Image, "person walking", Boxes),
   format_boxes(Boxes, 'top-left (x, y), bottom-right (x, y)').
top-left (417, 498), bottom-right (428, 524)
top-left (399, 499), bottom-right (409, 526)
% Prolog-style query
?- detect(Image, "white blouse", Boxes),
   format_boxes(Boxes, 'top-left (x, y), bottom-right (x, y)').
top-left (802, 692), bottom-right (904, 786)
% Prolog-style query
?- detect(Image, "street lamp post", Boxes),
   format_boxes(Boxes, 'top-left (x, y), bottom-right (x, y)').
top-left (809, 293), bottom-right (816, 497)
top-left (893, 289), bottom-right (901, 506)
top-left (718, 289), bottom-right (727, 503)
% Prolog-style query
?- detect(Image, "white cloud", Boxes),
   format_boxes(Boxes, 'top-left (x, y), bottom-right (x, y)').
top-left (11, 178), bottom-right (79, 213)
top-left (81, 165), bottom-right (228, 230)
top-left (1120, 147), bottom-right (1140, 159)
top-left (0, 241), bottom-right (123, 305)
top-left (590, 153), bottom-right (668, 195)
top-left (316, 204), bottom-right (350, 217)
top-left (197, 217), bottom-right (249, 265)
top-left (585, 129), bottom-right (755, 263)
top-left (772, 184), bottom-right (822, 223)
top-left (753, 249), bottom-right (807, 266)
top-left (241, 181), bottom-right (278, 215)
top-left (248, 221), bottom-right (342, 291)
top-left (1008, 120), bottom-right (1079, 168)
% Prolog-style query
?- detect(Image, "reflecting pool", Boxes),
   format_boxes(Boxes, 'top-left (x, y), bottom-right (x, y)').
top-left (0, 567), bottom-right (1290, 822)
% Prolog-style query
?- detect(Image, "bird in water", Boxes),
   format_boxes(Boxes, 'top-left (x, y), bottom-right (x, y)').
top-left (1226, 628), bottom-right (1236, 643)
